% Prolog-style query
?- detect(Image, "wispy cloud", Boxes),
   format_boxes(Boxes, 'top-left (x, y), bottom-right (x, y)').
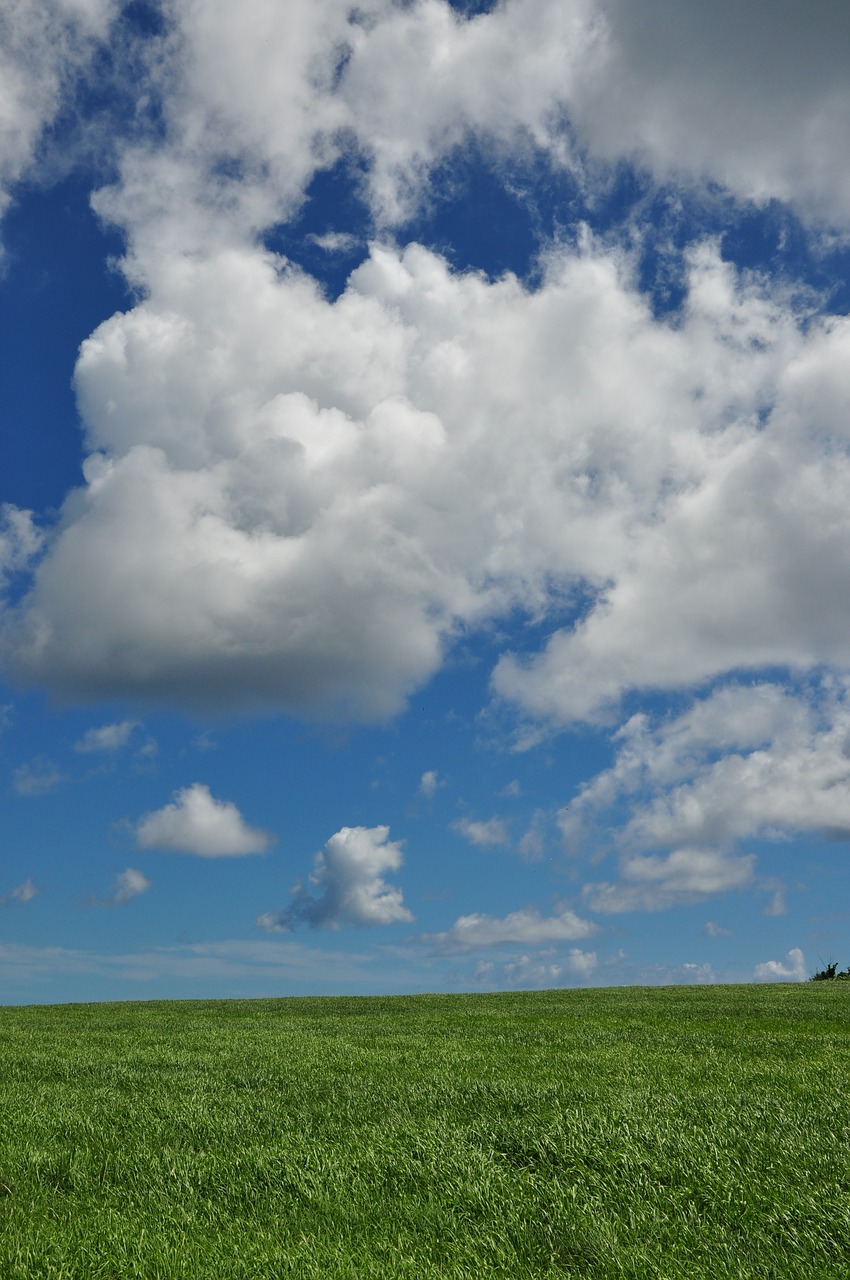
top-left (425, 905), bottom-right (598, 954)
top-left (0, 938), bottom-right (384, 990)
top-left (12, 757), bottom-right (65, 796)
top-left (518, 809), bottom-right (548, 861)
top-left (75, 719), bottom-right (138, 753)
top-left (703, 920), bottom-right (732, 939)
top-left (1, 877), bottom-right (40, 907)
top-left (306, 231), bottom-right (360, 254)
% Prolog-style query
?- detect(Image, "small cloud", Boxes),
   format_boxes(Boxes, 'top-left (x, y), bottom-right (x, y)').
top-left (703, 920), bottom-right (732, 938)
top-left (453, 816), bottom-right (510, 848)
top-left (754, 947), bottom-right (806, 982)
top-left (418, 769), bottom-right (444, 799)
top-left (100, 867), bottom-right (152, 907)
top-left (518, 809), bottom-right (547, 861)
top-left (75, 719), bottom-right (138, 753)
top-left (425, 905), bottom-right (598, 954)
top-left (135, 783), bottom-right (272, 857)
top-left (12, 758), bottom-right (65, 796)
top-left (680, 962), bottom-right (718, 984)
top-left (306, 231), bottom-right (360, 254)
top-left (257, 825), bottom-right (412, 931)
top-left (501, 779), bottom-right (522, 798)
top-left (1, 877), bottom-right (40, 906)
top-left (763, 887), bottom-right (787, 916)
top-left (500, 949), bottom-right (598, 987)
top-left (137, 736), bottom-right (158, 760)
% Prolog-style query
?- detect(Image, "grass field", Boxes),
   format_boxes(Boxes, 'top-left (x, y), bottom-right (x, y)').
top-left (1, 984), bottom-right (849, 1278)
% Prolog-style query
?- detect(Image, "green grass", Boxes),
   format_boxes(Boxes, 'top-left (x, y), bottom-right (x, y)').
top-left (1, 985), bottom-right (849, 1278)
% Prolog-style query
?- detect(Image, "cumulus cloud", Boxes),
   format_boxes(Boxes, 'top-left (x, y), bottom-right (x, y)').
top-left (754, 947), bottom-right (806, 983)
top-left (85, 0), bottom-right (850, 254)
top-left (570, 681), bottom-right (850, 856)
top-left (1, 219), bottom-right (846, 731)
top-left (135, 783), bottom-right (272, 856)
top-left (453, 816), bottom-right (510, 848)
top-left (3, 0), bottom-right (850, 756)
top-left (256, 824), bottom-right (412, 931)
top-left (554, 680), bottom-right (850, 915)
top-left (426, 904), bottom-right (598, 953)
top-left (336, 0), bottom-right (850, 228)
top-left (570, 0), bottom-right (850, 227)
top-left (75, 718), bottom-right (138, 752)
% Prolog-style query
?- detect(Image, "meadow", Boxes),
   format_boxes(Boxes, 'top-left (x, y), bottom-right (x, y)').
top-left (0, 984), bottom-right (848, 1278)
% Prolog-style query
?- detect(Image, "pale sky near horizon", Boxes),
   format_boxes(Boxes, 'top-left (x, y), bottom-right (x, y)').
top-left (2, 0), bottom-right (850, 1002)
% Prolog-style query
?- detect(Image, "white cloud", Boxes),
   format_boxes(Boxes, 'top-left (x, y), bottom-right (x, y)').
top-left (307, 232), bottom-right (361, 254)
top-left (678, 962), bottom-right (717, 985)
top-left (337, 0), bottom-right (597, 224)
top-left (0, 224), bottom-right (844, 732)
top-left (256, 824), bottom-right (412, 930)
top-left (1, 877), bottom-right (40, 906)
top-left (555, 681), bottom-right (850, 915)
top-left (453, 816), bottom-right (510, 848)
top-left (572, 681), bottom-right (850, 856)
top-left (75, 718), bottom-right (138, 752)
top-left (0, 937), bottom-right (386, 989)
top-left (418, 769), bottom-right (443, 798)
top-left (754, 947), bottom-right (806, 983)
top-left (337, 0), bottom-right (850, 229)
top-left (11, 757), bottom-right (65, 796)
top-left (703, 920), bottom-right (732, 939)
top-left (763, 887), bottom-right (787, 918)
top-left (103, 0), bottom-right (850, 241)
top-left (0, 505), bottom-right (42, 582)
top-left (99, 866), bottom-right (152, 907)
top-left (570, 0), bottom-right (850, 227)
top-left (426, 904), bottom-right (598, 953)
top-left (518, 809), bottom-right (547, 861)
top-left (583, 848), bottom-right (755, 915)
top-left (3, 0), bottom-right (850, 753)
top-left (0, 0), bottom-right (116, 234)
top-left (500, 949), bottom-right (598, 988)
top-left (135, 783), bottom-right (272, 856)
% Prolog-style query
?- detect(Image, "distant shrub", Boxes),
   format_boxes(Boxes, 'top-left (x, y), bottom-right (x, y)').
top-left (811, 960), bottom-right (850, 981)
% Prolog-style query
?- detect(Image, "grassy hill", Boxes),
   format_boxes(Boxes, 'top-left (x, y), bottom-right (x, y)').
top-left (1, 984), bottom-right (848, 1277)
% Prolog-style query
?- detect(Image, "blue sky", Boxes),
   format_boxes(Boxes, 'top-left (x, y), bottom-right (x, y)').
top-left (2, 0), bottom-right (850, 1002)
